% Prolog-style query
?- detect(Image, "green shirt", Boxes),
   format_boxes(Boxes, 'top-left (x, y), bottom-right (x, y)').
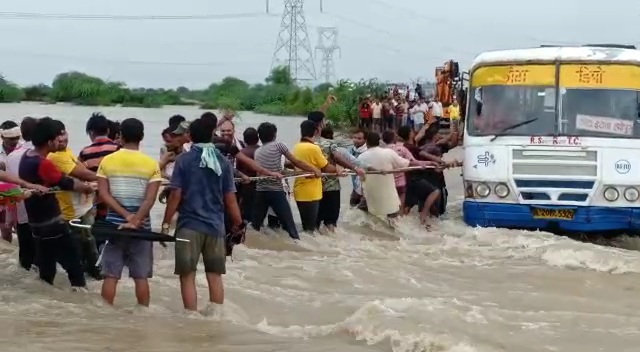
top-left (316, 137), bottom-right (341, 191)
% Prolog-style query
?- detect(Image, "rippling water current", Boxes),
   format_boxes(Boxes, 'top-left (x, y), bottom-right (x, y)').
top-left (1, 104), bottom-right (640, 352)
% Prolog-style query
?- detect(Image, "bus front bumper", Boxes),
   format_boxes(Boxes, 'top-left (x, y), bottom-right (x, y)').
top-left (463, 201), bottom-right (640, 233)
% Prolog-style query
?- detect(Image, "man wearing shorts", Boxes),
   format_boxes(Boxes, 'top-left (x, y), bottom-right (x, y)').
top-left (161, 118), bottom-right (243, 312)
top-left (97, 118), bottom-right (162, 306)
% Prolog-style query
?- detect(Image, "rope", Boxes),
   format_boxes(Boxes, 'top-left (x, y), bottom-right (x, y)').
top-left (158, 164), bottom-right (462, 185)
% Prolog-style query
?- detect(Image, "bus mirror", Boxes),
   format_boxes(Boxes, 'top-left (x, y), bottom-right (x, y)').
top-left (543, 88), bottom-right (555, 109)
top-left (474, 87), bottom-right (482, 103)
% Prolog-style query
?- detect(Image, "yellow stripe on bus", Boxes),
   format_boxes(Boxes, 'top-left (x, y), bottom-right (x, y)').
top-left (472, 65), bottom-right (555, 86)
top-left (560, 64), bottom-right (640, 90)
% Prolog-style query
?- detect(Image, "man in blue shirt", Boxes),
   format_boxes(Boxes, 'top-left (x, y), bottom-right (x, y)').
top-left (161, 118), bottom-right (243, 312)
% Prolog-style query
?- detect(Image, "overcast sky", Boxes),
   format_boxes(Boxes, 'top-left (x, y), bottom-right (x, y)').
top-left (0, 0), bottom-right (635, 89)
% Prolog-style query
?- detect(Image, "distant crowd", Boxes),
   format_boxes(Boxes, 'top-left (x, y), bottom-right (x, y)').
top-left (358, 84), bottom-right (461, 132)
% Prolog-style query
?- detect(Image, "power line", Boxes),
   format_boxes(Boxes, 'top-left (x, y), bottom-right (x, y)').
top-left (0, 11), bottom-right (275, 21)
top-left (361, 0), bottom-right (591, 48)
top-left (324, 12), bottom-right (476, 56)
top-left (271, 0), bottom-right (316, 83)
top-left (366, 0), bottom-right (456, 26)
top-left (315, 27), bottom-right (340, 83)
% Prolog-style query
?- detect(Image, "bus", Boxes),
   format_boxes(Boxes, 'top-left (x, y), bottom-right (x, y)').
top-left (462, 45), bottom-right (640, 234)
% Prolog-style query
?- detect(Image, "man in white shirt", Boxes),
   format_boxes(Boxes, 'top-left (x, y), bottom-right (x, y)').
top-left (410, 98), bottom-right (429, 131)
top-left (0, 120), bottom-right (23, 243)
top-left (429, 99), bottom-right (449, 132)
top-left (5, 117), bottom-right (38, 271)
top-left (370, 98), bottom-right (383, 132)
top-left (429, 99), bottom-right (444, 118)
top-left (357, 132), bottom-right (410, 217)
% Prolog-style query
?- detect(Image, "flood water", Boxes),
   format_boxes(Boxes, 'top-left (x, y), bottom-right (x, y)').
top-left (1, 103), bottom-right (640, 352)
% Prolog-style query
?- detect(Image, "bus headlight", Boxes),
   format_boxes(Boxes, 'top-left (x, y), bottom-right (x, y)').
top-left (494, 183), bottom-right (510, 198)
top-left (624, 187), bottom-right (639, 202)
top-left (603, 187), bottom-right (619, 202)
top-left (476, 183), bottom-right (491, 198)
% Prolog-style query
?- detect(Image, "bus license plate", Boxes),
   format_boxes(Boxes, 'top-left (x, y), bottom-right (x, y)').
top-left (532, 208), bottom-right (575, 220)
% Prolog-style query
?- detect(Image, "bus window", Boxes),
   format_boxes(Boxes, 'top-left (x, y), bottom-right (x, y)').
top-left (562, 88), bottom-right (640, 138)
top-left (468, 85), bottom-right (555, 136)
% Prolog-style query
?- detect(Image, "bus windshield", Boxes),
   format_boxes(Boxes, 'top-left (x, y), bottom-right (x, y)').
top-left (467, 85), bottom-right (556, 136)
top-left (467, 86), bottom-right (640, 138)
top-left (563, 88), bottom-right (640, 138)
top-left (468, 62), bottom-right (640, 138)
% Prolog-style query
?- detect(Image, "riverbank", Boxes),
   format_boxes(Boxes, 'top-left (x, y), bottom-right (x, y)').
top-left (0, 67), bottom-right (393, 126)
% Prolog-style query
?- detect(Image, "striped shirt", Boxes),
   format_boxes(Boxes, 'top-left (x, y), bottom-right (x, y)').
top-left (79, 137), bottom-right (120, 218)
top-left (254, 141), bottom-right (288, 191)
top-left (78, 136), bottom-right (120, 172)
top-left (96, 149), bottom-right (162, 229)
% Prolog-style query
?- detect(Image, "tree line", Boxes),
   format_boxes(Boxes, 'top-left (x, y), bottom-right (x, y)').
top-left (0, 66), bottom-right (404, 126)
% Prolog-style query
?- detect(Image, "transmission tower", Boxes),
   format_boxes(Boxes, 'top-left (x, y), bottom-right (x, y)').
top-left (271, 0), bottom-right (316, 83)
top-left (315, 27), bottom-right (340, 83)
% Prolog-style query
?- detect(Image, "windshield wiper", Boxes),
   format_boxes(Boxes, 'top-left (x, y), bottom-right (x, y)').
top-left (489, 118), bottom-right (539, 142)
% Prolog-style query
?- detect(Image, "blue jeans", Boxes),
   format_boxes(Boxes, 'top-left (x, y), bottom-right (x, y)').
top-left (252, 191), bottom-right (299, 239)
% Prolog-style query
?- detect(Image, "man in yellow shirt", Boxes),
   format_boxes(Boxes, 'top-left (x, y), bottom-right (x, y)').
top-left (448, 101), bottom-right (461, 132)
top-left (449, 101), bottom-right (460, 120)
top-left (47, 120), bottom-right (101, 280)
top-left (291, 120), bottom-right (339, 233)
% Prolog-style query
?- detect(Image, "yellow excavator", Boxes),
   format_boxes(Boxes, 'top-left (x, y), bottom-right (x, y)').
top-left (435, 60), bottom-right (468, 135)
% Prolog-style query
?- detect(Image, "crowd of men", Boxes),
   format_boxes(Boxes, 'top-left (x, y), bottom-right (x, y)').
top-left (0, 94), bottom-right (460, 313)
top-left (357, 88), bottom-right (461, 133)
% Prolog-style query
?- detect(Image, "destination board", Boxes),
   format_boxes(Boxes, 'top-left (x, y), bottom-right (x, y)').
top-left (472, 65), bottom-right (555, 86)
top-left (560, 64), bottom-right (640, 90)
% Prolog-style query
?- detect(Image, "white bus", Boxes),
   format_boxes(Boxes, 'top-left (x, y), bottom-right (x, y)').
top-left (462, 45), bottom-right (640, 234)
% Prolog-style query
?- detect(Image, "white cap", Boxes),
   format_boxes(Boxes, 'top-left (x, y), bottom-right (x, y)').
top-left (1, 126), bottom-right (20, 138)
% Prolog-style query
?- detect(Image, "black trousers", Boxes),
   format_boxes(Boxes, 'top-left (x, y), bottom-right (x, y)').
top-left (296, 200), bottom-right (320, 233)
top-left (32, 223), bottom-right (86, 288)
top-left (317, 190), bottom-right (340, 228)
top-left (252, 191), bottom-right (299, 239)
top-left (16, 223), bottom-right (36, 271)
top-left (238, 182), bottom-right (256, 223)
top-left (68, 223), bottom-right (101, 278)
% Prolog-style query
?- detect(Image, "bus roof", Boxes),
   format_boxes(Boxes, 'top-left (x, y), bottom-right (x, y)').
top-left (471, 46), bottom-right (640, 69)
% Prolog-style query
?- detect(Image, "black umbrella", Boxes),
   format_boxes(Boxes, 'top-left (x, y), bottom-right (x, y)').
top-left (68, 219), bottom-right (186, 243)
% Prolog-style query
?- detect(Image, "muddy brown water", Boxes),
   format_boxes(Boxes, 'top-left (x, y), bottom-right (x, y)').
top-left (1, 103), bottom-right (640, 352)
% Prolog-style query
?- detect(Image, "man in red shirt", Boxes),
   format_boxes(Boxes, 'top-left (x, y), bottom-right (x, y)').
top-left (359, 97), bottom-right (372, 130)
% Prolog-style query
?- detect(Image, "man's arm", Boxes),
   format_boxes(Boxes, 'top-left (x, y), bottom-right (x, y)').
top-left (162, 158), bottom-right (183, 229)
top-left (69, 162), bottom-right (98, 182)
top-left (96, 177), bottom-right (132, 220)
top-left (390, 150), bottom-right (411, 169)
top-left (236, 151), bottom-right (281, 177)
top-left (49, 152), bottom-right (97, 182)
top-left (414, 123), bottom-right (429, 144)
top-left (159, 151), bottom-right (175, 172)
top-left (310, 147), bottom-right (337, 173)
top-left (0, 170), bottom-right (48, 192)
top-left (38, 159), bottom-right (91, 192)
top-left (329, 144), bottom-right (358, 170)
top-left (329, 143), bottom-right (364, 177)
top-left (318, 95), bottom-right (335, 113)
top-left (132, 178), bottom-right (162, 227)
top-left (283, 151), bottom-right (320, 175)
top-left (221, 160), bottom-right (242, 228)
top-left (129, 162), bottom-right (164, 226)
top-left (278, 142), bottom-right (319, 175)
